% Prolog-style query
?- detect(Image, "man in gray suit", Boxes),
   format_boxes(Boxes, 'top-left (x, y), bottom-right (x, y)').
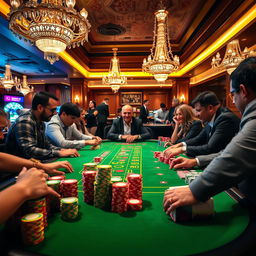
top-left (164, 57), bottom-right (256, 212)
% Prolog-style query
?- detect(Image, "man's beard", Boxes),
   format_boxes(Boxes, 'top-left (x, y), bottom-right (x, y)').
top-left (40, 110), bottom-right (52, 122)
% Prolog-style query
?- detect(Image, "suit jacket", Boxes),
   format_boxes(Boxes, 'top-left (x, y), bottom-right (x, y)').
top-left (184, 107), bottom-right (240, 157)
top-left (167, 107), bottom-right (176, 122)
top-left (190, 99), bottom-right (256, 205)
top-left (176, 120), bottom-right (203, 143)
top-left (139, 105), bottom-right (149, 123)
top-left (96, 102), bottom-right (109, 124)
top-left (107, 117), bottom-right (151, 141)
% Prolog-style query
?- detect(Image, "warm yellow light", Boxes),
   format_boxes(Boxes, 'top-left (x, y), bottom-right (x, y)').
top-left (0, 0), bottom-right (10, 17)
top-left (74, 95), bottom-right (80, 103)
top-left (58, 52), bottom-right (89, 77)
top-left (180, 94), bottom-right (186, 102)
top-left (175, 5), bottom-right (256, 76)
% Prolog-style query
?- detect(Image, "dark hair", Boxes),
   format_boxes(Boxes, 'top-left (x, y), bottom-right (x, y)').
top-left (160, 103), bottom-right (166, 108)
top-left (59, 102), bottom-right (80, 117)
top-left (230, 57), bottom-right (256, 93)
top-left (32, 92), bottom-right (58, 110)
top-left (143, 99), bottom-right (149, 104)
top-left (90, 100), bottom-right (96, 108)
top-left (191, 91), bottom-right (220, 107)
top-left (0, 108), bottom-right (7, 118)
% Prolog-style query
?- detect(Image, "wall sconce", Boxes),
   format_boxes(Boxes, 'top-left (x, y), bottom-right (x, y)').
top-left (74, 95), bottom-right (80, 104)
top-left (180, 94), bottom-right (185, 103)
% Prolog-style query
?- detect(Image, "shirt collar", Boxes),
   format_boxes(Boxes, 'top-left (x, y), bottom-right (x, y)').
top-left (208, 113), bottom-right (216, 127)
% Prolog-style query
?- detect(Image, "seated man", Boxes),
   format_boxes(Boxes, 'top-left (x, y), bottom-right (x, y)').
top-left (164, 57), bottom-right (256, 213)
top-left (46, 102), bottom-right (101, 150)
top-left (154, 103), bottom-right (169, 124)
top-left (6, 92), bottom-right (79, 160)
top-left (163, 91), bottom-right (240, 158)
top-left (107, 105), bottom-right (151, 143)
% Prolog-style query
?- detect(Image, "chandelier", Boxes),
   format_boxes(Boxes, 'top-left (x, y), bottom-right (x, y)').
top-left (211, 40), bottom-right (255, 75)
top-left (142, 9), bottom-right (179, 83)
top-left (0, 64), bottom-right (16, 90)
top-left (17, 75), bottom-right (34, 95)
top-left (102, 48), bottom-right (127, 93)
top-left (8, 0), bottom-right (90, 64)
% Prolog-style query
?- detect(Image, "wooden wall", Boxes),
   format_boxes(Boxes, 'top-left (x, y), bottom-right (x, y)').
top-left (89, 88), bottom-right (173, 116)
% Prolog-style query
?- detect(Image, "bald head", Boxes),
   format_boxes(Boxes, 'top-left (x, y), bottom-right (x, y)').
top-left (122, 105), bottom-right (133, 123)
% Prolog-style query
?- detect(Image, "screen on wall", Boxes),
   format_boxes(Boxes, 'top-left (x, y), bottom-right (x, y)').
top-left (3, 95), bottom-right (24, 123)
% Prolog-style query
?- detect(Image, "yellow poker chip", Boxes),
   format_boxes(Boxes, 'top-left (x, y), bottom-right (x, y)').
top-left (61, 197), bottom-right (78, 204)
top-left (22, 213), bottom-right (43, 222)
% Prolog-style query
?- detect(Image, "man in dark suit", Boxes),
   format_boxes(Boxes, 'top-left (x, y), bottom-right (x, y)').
top-left (96, 98), bottom-right (109, 138)
top-left (107, 105), bottom-right (151, 143)
top-left (139, 99), bottom-right (150, 123)
top-left (164, 57), bottom-right (256, 212)
top-left (163, 91), bottom-right (240, 158)
top-left (167, 98), bottom-right (180, 123)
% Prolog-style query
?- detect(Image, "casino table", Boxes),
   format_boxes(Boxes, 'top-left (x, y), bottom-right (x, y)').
top-left (144, 123), bottom-right (173, 138)
top-left (4, 140), bottom-right (255, 256)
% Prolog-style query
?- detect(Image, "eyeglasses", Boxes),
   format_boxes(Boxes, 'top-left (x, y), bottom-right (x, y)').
top-left (45, 106), bottom-right (57, 113)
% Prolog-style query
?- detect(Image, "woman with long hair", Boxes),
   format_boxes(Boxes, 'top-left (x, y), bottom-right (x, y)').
top-left (170, 104), bottom-right (203, 144)
top-left (85, 100), bottom-right (98, 135)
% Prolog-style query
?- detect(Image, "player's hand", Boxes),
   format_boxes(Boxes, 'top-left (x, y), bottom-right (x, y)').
top-left (126, 135), bottom-right (139, 143)
top-left (93, 136), bottom-right (102, 143)
top-left (170, 157), bottom-right (197, 169)
top-left (42, 161), bottom-right (74, 174)
top-left (85, 139), bottom-right (100, 146)
top-left (121, 135), bottom-right (129, 140)
top-left (16, 167), bottom-right (60, 200)
top-left (59, 149), bottom-right (80, 157)
top-left (163, 186), bottom-right (198, 214)
top-left (163, 147), bottom-right (183, 158)
top-left (164, 141), bottom-right (172, 147)
top-left (169, 142), bottom-right (183, 149)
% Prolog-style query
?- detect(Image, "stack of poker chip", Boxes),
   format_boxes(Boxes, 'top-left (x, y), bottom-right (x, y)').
top-left (83, 162), bottom-right (98, 171)
top-left (82, 171), bottom-right (97, 204)
top-left (46, 180), bottom-right (61, 213)
top-left (94, 157), bottom-right (102, 164)
top-left (158, 136), bottom-right (169, 147)
top-left (94, 165), bottom-right (112, 208)
top-left (60, 197), bottom-right (79, 221)
top-left (111, 182), bottom-right (129, 213)
top-left (26, 197), bottom-right (47, 227)
top-left (60, 179), bottom-right (78, 198)
top-left (158, 152), bottom-right (165, 162)
top-left (127, 173), bottom-right (143, 200)
top-left (21, 213), bottom-right (44, 245)
top-left (127, 199), bottom-right (143, 211)
top-left (111, 176), bottom-right (122, 183)
top-left (48, 175), bottom-right (65, 181)
top-left (153, 151), bottom-right (162, 158)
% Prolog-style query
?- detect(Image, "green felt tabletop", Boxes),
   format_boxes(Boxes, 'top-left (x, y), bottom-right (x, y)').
top-left (27, 140), bottom-right (249, 256)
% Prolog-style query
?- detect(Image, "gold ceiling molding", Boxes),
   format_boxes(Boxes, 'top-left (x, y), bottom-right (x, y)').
top-left (0, 0), bottom-right (255, 80)
top-left (190, 44), bottom-right (256, 85)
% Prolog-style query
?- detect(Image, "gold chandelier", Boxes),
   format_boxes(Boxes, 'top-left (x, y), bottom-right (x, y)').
top-left (8, 0), bottom-right (90, 64)
top-left (142, 9), bottom-right (179, 83)
top-left (211, 39), bottom-right (255, 75)
top-left (16, 75), bottom-right (34, 95)
top-left (102, 48), bottom-right (127, 93)
top-left (0, 64), bottom-right (15, 90)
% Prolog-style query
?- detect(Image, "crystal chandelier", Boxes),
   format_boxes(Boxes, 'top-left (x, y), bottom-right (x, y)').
top-left (0, 64), bottom-right (16, 90)
top-left (8, 0), bottom-right (90, 64)
top-left (142, 9), bottom-right (179, 83)
top-left (102, 48), bottom-right (127, 93)
top-left (211, 40), bottom-right (255, 75)
top-left (17, 75), bottom-right (34, 95)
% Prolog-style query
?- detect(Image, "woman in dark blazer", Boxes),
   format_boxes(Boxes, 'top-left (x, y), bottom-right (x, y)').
top-left (170, 104), bottom-right (203, 144)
